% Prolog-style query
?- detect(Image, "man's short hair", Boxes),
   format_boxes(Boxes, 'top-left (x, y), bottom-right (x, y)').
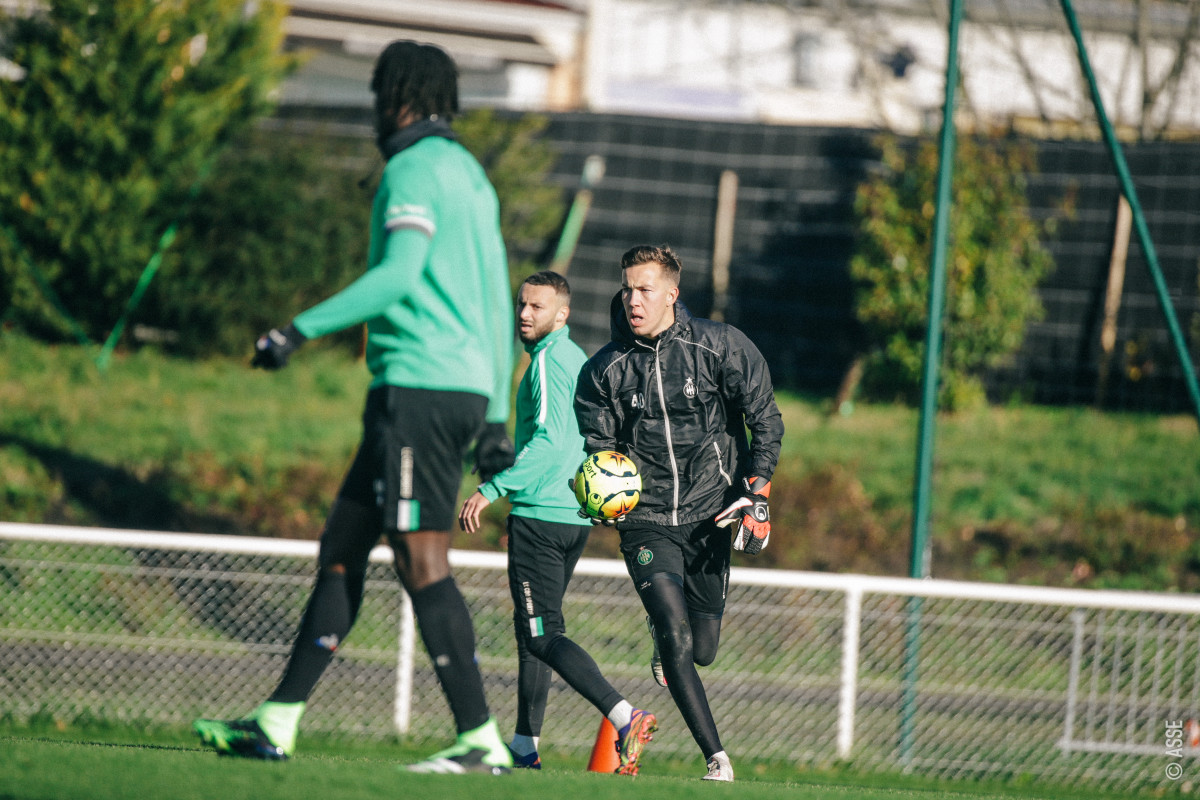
top-left (522, 270), bottom-right (571, 299)
top-left (371, 40), bottom-right (459, 121)
top-left (619, 244), bottom-right (682, 284)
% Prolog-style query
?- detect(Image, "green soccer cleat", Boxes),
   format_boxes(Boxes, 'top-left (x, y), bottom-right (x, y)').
top-left (615, 708), bottom-right (657, 776)
top-left (193, 701), bottom-right (303, 761)
top-left (406, 718), bottom-right (513, 775)
top-left (193, 717), bottom-right (288, 761)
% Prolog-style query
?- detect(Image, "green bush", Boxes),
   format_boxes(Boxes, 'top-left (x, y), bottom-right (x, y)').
top-left (0, 0), bottom-right (295, 342)
top-left (140, 126), bottom-right (372, 356)
top-left (850, 135), bottom-right (1056, 410)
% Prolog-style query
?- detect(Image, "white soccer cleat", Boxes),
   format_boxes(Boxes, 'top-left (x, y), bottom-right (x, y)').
top-left (702, 750), bottom-right (734, 782)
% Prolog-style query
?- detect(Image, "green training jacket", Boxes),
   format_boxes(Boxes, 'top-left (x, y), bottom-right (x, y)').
top-left (292, 135), bottom-right (513, 424)
top-left (478, 325), bottom-right (587, 524)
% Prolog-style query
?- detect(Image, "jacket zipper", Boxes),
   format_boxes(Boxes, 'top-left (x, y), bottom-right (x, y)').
top-left (653, 340), bottom-right (681, 525)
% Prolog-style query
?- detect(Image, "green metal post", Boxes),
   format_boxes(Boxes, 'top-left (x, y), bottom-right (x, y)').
top-left (1059, 0), bottom-right (1200, 423)
top-left (900, 0), bottom-right (963, 767)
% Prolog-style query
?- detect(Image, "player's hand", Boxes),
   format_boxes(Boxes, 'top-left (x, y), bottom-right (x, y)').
top-left (568, 477), bottom-right (624, 527)
top-left (715, 476), bottom-right (771, 554)
top-left (251, 323), bottom-right (306, 370)
top-left (458, 490), bottom-right (491, 534)
top-left (473, 423), bottom-right (515, 482)
top-left (577, 508), bottom-right (624, 527)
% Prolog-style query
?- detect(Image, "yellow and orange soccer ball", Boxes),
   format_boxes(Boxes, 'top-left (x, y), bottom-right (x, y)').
top-left (573, 451), bottom-right (641, 520)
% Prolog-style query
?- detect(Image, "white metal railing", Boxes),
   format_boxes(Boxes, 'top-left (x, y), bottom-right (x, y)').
top-left (2, 521), bottom-right (1198, 790)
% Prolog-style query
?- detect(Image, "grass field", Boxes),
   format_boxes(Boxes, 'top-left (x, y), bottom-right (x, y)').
top-left (1, 333), bottom-right (1197, 588)
top-left (0, 725), bottom-right (1165, 800)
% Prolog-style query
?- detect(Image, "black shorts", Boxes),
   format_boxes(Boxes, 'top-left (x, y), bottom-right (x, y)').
top-left (618, 517), bottom-right (731, 618)
top-left (338, 385), bottom-right (488, 533)
top-left (506, 515), bottom-right (591, 642)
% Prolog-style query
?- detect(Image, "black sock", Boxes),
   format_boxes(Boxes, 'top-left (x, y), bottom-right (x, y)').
top-left (411, 576), bottom-right (490, 734)
top-left (270, 570), bottom-right (353, 704)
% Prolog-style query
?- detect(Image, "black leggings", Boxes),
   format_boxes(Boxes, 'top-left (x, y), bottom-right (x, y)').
top-left (636, 572), bottom-right (724, 759)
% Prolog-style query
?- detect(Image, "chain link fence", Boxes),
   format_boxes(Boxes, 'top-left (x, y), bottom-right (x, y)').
top-left (3, 522), bottom-right (1198, 791)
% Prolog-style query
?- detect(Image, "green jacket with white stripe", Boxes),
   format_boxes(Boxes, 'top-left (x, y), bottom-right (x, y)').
top-left (291, 133), bottom-right (513, 424)
top-left (478, 324), bottom-right (588, 524)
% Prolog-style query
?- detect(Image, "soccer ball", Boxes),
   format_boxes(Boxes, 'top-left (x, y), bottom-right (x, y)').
top-left (574, 451), bottom-right (641, 520)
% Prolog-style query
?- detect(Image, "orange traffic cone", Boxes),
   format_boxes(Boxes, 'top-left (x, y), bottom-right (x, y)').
top-left (586, 717), bottom-right (620, 773)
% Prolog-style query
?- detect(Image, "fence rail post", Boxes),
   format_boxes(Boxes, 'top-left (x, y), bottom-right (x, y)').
top-left (837, 585), bottom-right (864, 759)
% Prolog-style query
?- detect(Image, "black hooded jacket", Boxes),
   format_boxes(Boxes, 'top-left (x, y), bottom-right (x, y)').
top-left (574, 293), bottom-right (784, 526)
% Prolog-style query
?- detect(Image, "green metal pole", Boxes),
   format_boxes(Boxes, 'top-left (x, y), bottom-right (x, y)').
top-left (900, 0), bottom-right (963, 767)
top-left (1059, 0), bottom-right (1200, 423)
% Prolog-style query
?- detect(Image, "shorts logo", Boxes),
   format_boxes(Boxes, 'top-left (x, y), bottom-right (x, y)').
top-left (684, 377), bottom-right (696, 398)
top-left (521, 581), bottom-right (535, 615)
top-left (637, 548), bottom-right (654, 565)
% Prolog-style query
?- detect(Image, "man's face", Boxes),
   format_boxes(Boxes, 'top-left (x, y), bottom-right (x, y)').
top-left (517, 283), bottom-right (568, 345)
top-left (621, 261), bottom-right (679, 339)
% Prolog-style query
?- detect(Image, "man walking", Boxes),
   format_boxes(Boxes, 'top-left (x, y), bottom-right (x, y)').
top-left (574, 244), bottom-right (784, 782)
top-left (193, 40), bottom-right (516, 775)
top-left (459, 271), bottom-right (657, 776)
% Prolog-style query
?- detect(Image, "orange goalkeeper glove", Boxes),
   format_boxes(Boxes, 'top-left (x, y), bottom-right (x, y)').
top-left (714, 476), bottom-right (771, 554)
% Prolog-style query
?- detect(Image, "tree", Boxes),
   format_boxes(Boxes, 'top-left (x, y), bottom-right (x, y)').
top-left (850, 135), bottom-right (1056, 410)
top-left (0, 0), bottom-right (295, 341)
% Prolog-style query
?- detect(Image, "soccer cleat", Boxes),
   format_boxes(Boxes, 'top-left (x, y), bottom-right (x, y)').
top-left (615, 708), bottom-right (657, 776)
top-left (646, 617), bottom-right (667, 687)
top-left (193, 717), bottom-right (288, 761)
top-left (508, 746), bottom-right (542, 770)
top-left (406, 718), bottom-right (513, 775)
top-left (406, 747), bottom-right (511, 775)
top-left (702, 751), bottom-right (734, 782)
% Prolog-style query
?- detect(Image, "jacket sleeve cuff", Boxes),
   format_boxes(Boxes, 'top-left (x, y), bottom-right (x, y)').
top-left (478, 482), bottom-right (503, 503)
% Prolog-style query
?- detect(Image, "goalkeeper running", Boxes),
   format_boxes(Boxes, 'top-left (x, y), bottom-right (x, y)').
top-left (574, 244), bottom-right (784, 782)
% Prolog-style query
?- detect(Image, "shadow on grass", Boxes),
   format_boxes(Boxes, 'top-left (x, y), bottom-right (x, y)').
top-left (1, 434), bottom-right (297, 643)
top-left (0, 433), bottom-right (240, 534)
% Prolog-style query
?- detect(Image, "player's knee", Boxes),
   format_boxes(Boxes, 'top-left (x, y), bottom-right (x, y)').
top-left (657, 617), bottom-right (694, 661)
top-left (523, 633), bottom-right (564, 662)
top-left (690, 617), bottom-right (721, 666)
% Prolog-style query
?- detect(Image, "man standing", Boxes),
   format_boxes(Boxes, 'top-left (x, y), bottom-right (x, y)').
top-left (459, 271), bottom-right (657, 776)
top-left (193, 40), bottom-right (517, 775)
top-left (574, 244), bottom-right (784, 782)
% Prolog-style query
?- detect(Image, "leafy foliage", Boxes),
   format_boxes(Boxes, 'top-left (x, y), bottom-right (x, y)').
top-left (850, 135), bottom-right (1056, 409)
top-left (0, 0), bottom-right (295, 341)
top-left (454, 108), bottom-right (563, 287)
top-left (140, 126), bottom-right (372, 356)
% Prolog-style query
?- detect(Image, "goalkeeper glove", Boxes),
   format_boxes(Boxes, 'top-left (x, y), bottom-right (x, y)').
top-left (473, 423), bottom-right (515, 482)
top-left (714, 476), bottom-right (771, 554)
top-left (251, 323), bottom-right (307, 370)
top-left (566, 478), bottom-right (623, 527)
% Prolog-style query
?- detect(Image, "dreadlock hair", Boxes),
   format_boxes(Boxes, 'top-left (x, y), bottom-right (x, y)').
top-left (371, 40), bottom-right (460, 122)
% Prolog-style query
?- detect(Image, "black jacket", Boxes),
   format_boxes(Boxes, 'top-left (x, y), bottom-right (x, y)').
top-left (575, 294), bottom-right (784, 526)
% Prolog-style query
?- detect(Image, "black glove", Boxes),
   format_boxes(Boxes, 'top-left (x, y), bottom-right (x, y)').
top-left (474, 422), bottom-right (515, 482)
top-left (251, 323), bottom-right (307, 370)
top-left (714, 476), bottom-right (772, 554)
